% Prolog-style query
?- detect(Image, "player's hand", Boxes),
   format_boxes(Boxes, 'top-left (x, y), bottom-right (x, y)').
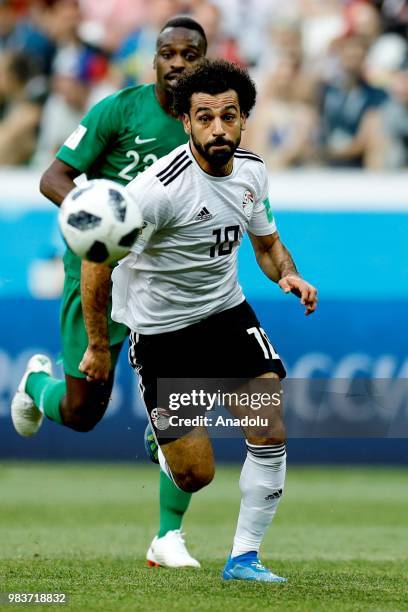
top-left (79, 346), bottom-right (111, 382)
top-left (279, 274), bottom-right (318, 316)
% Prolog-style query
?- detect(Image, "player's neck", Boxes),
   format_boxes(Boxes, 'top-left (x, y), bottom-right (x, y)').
top-left (189, 141), bottom-right (234, 177)
top-left (154, 84), bottom-right (173, 115)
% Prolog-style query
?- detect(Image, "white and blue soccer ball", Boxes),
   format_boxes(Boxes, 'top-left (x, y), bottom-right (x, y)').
top-left (59, 179), bottom-right (143, 264)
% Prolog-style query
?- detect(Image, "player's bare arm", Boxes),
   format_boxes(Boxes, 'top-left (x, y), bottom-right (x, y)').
top-left (79, 261), bottom-right (112, 382)
top-left (40, 159), bottom-right (81, 206)
top-left (40, 158), bottom-right (113, 379)
top-left (249, 231), bottom-right (318, 316)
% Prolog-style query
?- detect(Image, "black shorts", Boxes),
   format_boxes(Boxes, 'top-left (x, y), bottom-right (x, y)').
top-left (129, 300), bottom-right (286, 443)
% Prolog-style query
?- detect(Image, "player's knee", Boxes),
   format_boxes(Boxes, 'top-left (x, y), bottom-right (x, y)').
top-left (246, 419), bottom-right (286, 446)
top-left (62, 400), bottom-right (106, 432)
top-left (64, 414), bottom-right (101, 432)
top-left (246, 431), bottom-right (286, 447)
top-left (173, 464), bottom-right (215, 493)
top-left (68, 417), bottom-right (99, 433)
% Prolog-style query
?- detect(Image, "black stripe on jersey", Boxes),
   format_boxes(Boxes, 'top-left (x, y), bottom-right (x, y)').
top-left (235, 153), bottom-right (264, 163)
top-left (162, 159), bottom-right (192, 186)
top-left (158, 152), bottom-right (189, 182)
top-left (158, 154), bottom-right (189, 184)
top-left (156, 151), bottom-right (189, 179)
top-left (236, 147), bottom-right (263, 161)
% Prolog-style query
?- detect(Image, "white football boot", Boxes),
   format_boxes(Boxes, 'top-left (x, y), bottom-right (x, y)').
top-left (11, 354), bottom-right (53, 437)
top-left (146, 530), bottom-right (201, 568)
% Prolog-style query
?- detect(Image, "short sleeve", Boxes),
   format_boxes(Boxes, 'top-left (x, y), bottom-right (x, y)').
top-left (56, 93), bottom-right (119, 172)
top-left (248, 165), bottom-right (277, 236)
top-left (125, 170), bottom-right (172, 254)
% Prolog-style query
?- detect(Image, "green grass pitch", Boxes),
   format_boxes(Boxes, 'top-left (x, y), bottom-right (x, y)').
top-left (1, 463), bottom-right (407, 611)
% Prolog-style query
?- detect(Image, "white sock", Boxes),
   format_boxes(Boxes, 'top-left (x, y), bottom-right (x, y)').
top-left (231, 442), bottom-right (286, 558)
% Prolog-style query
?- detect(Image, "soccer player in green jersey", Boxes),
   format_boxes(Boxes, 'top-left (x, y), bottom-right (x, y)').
top-left (11, 16), bottom-right (206, 568)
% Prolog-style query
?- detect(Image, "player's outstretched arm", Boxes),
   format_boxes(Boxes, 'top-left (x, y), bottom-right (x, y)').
top-left (79, 261), bottom-right (112, 382)
top-left (40, 159), bottom-right (81, 207)
top-left (249, 231), bottom-right (318, 316)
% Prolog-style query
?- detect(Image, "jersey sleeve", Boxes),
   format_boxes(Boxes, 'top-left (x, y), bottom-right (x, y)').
top-left (56, 93), bottom-right (120, 172)
top-left (247, 165), bottom-right (277, 236)
top-left (125, 171), bottom-right (172, 255)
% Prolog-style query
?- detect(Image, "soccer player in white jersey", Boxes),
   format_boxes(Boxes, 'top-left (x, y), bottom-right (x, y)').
top-left (112, 59), bottom-right (318, 582)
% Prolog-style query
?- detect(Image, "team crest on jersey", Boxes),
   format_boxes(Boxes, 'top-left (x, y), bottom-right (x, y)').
top-left (242, 190), bottom-right (254, 218)
top-left (151, 407), bottom-right (170, 431)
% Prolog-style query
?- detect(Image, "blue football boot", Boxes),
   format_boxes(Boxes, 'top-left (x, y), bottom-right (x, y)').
top-left (144, 423), bottom-right (159, 464)
top-left (222, 551), bottom-right (287, 583)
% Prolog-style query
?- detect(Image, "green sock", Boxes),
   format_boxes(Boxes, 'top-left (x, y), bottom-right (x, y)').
top-left (26, 372), bottom-right (66, 425)
top-left (158, 469), bottom-right (192, 537)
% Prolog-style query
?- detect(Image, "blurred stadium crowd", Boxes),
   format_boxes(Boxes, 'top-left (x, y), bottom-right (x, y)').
top-left (0, 0), bottom-right (407, 170)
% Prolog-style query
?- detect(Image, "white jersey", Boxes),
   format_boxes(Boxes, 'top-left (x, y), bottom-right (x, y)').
top-left (111, 143), bottom-right (277, 334)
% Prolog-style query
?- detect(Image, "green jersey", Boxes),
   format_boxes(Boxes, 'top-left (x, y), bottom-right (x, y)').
top-left (57, 84), bottom-right (188, 279)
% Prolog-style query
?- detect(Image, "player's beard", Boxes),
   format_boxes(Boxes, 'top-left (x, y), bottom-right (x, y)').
top-left (191, 132), bottom-right (240, 168)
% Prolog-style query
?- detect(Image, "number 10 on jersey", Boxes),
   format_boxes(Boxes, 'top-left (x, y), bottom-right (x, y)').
top-left (210, 225), bottom-right (240, 258)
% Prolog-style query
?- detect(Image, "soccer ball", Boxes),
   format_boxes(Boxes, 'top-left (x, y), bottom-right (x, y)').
top-left (59, 179), bottom-right (143, 264)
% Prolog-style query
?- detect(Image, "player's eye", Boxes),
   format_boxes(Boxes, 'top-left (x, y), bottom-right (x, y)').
top-left (185, 53), bottom-right (198, 61)
top-left (223, 114), bottom-right (236, 121)
top-left (198, 115), bottom-right (211, 123)
top-left (161, 52), bottom-right (172, 59)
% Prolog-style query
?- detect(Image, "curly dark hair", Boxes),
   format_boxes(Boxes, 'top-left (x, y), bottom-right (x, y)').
top-left (171, 59), bottom-right (257, 118)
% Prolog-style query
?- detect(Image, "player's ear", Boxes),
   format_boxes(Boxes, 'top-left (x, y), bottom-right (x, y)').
top-left (153, 54), bottom-right (157, 69)
top-left (240, 113), bottom-right (247, 131)
top-left (182, 113), bottom-right (191, 135)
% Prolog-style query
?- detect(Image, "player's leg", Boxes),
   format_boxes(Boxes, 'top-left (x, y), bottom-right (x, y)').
top-left (158, 427), bottom-right (215, 493)
top-left (11, 271), bottom-right (123, 434)
top-left (131, 330), bottom-right (216, 492)
top-left (11, 352), bottom-right (118, 434)
top-left (145, 429), bottom-right (213, 568)
top-left (52, 372), bottom-right (115, 431)
top-left (202, 301), bottom-right (287, 582)
top-left (144, 423), bottom-right (197, 564)
top-left (130, 331), bottom-right (214, 567)
top-left (223, 371), bottom-right (287, 583)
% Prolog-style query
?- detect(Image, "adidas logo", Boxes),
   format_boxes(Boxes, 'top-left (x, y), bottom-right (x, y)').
top-left (264, 489), bottom-right (283, 501)
top-left (194, 206), bottom-right (213, 222)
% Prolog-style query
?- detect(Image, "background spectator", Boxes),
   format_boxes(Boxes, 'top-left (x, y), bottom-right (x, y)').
top-left (0, 0), bottom-right (406, 170)
top-left (248, 54), bottom-right (318, 169)
top-left (319, 34), bottom-right (388, 167)
top-left (79, 0), bottom-right (147, 52)
top-left (346, 2), bottom-right (408, 87)
top-left (41, 0), bottom-right (106, 70)
top-left (300, 0), bottom-right (347, 63)
top-left (33, 45), bottom-right (112, 167)
top-left (191, 1), bottom-right (244, 64)
top-left (0, 49), bottom-right (45, 164)
top-left (210, 0), bottom-right (280, 67)
top-left (0, 0), bottom-right (55, 75)
top-left (363, 62), bottom-right (408, 168)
